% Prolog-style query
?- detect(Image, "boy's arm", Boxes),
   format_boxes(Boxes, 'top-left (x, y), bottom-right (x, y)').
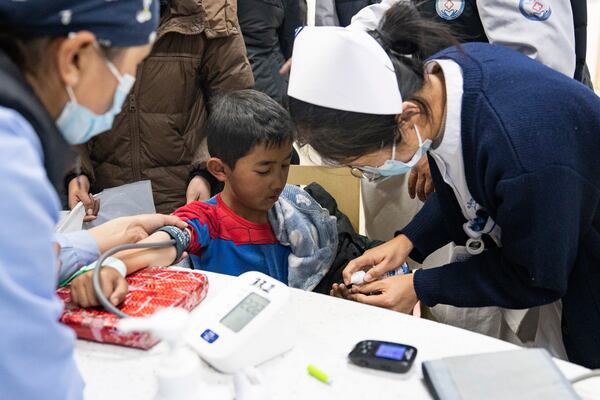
top-left (116, 230), bottom-right (181, 275)
top-left (69, 228), bottom-right (192, 308)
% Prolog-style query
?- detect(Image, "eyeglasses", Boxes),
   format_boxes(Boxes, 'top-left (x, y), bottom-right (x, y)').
top-left (350, 167), bottom-right (386, 183)
top-left (349, 135), bottom-right (398, 183)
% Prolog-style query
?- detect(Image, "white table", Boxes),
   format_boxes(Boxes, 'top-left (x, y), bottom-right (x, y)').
top-left (76, 272), bottom-right (600, 399)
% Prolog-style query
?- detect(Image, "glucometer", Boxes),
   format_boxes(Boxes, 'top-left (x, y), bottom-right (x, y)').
top-left (348, 340), bottom-right (417, 373)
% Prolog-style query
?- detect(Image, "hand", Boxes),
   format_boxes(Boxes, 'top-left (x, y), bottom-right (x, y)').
top-left (68, 175), bottom-right (100, 221)
top-left (88, 214), bottom-right (188, 253)
top-left (330, 282), bottom-right (352, 299)
top-left (279, 58), bottom-right (292, 75)
top-left (70, 268), bottom-right (128, 308)
top-left (348, 274), bottom-right (418, 314)
top-left (343, 234), bottom-right (414, 285)
top-left (186, 176), bottom-right (211, 204)
top-left (408, 155), bottom-right (434, 201)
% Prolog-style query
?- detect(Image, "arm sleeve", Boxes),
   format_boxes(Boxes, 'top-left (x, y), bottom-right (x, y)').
top-left (414, 166), bottom-right (598, 309)
top-left (478, 0), bottom-right (576, 77)
top-left (0, 108), bottom-right (83, 400)
top-left (400, 191), bottom-right (454, 263)
top-left (54, 230), bottom-right (100, 283)
top-left (73, 143), bottom-right (96, 183)
top-left (280, 0), bottom-right (302, 59)
top-left (200, 30), bottom-right (254, 96)
top-left (172, 202), bottom-right (217, 255)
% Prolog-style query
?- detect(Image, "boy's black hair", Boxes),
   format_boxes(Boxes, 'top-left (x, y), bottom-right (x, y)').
top-left (207, 89), bottom-right (295, 168)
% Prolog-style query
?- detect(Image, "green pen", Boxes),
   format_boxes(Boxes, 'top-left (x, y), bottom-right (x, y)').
top-left (307, 364), bottom-right (332, 385)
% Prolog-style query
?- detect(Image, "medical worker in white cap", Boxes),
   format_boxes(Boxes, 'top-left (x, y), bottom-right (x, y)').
top-left (287, 3), bottom-right (600, 369)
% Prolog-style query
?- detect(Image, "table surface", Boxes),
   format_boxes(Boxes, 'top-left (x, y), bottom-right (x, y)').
top-left (75, 271), bottom-right (600, 400)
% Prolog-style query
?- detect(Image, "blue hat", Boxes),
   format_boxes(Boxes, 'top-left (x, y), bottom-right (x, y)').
top-left (0, 0), bottom-right (160, 47)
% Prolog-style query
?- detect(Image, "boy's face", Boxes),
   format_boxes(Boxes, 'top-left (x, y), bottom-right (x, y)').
top-left (221, 141), bottom-right (293, 221)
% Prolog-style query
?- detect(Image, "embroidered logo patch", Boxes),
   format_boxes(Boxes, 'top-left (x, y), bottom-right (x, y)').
top-left (435, 0), bottom-right (465, 21)
top-left (519, 0), bottom-right (552, 21)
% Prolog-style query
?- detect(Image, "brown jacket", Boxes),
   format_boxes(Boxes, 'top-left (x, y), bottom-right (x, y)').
top-left (77, 0), bottom-right (254, 214)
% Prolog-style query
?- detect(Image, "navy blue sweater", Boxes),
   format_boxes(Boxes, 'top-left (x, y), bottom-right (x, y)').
top-left (403, 43), bottom-right (600, 368)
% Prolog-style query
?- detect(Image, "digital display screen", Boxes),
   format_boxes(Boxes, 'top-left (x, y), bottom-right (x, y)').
top-left (375, 344), bottom-right (407, 360)
top-left (220, 293), bottom-right (270, 333)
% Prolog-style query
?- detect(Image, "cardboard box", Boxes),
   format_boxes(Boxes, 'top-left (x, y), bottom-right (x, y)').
top-left (57, 267), bottom-right (209, 349)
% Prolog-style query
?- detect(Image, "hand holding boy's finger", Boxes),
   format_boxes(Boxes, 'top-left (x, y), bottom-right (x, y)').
top-left (351, 280), bottom-right (385, 295)
top-left (343, 254), bottom-right (375, 285)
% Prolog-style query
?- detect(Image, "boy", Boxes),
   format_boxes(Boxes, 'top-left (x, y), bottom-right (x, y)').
top-left (70, 90), bottom-right (295, 307)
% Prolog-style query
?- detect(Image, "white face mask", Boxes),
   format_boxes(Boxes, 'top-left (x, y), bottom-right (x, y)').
top-left (56, 54), bottom-right (135, 145)
top-left (352, 125), bottom-right (431, 182)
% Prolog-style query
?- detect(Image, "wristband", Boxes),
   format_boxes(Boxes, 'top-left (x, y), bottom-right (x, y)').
top-left (156, 225), bottom-right (191, 261)
top-left (59, 256), bottom-right (127, 288)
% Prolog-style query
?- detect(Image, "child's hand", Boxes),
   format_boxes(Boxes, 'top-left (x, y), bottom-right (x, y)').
top-left (70, 268), bottom-right (128, 308)
top-left (330, 283), bottom-right (353, 299)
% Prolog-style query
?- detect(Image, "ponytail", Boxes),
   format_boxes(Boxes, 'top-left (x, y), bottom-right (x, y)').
top-left (290, 2), bottom-right (459, 164)
top-left (372, 2), bottom-right (459, 122)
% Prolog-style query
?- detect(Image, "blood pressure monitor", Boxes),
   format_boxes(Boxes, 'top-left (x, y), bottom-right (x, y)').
top-left (187, 271), bottom-right (295, 373)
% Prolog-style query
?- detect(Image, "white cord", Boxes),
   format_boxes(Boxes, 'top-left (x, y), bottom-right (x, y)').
top-left (570, 369), bottom-right (600, 384)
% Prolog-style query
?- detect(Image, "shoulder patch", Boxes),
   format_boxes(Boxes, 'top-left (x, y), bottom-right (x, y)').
top-left (519, 0), bottom-right (552, 21)
top-left (435, 0), bottom-right (465, 21)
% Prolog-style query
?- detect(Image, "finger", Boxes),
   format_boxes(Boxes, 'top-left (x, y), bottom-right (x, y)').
top-left (78, 191), bottom-right (95, 215)
top-left (100, 271), bottom-right (116, 305)
top-left (408, 168), bottom-right (418, 199)
top-left (68, 193), bottom-right (79, 209)
top-left (92, 197), bottom-right (100, 216)
top-left (279, 58), bottom-right (292, 75)
top-left (70, 283), bottom-right (83, 307)
top-left (110, 277), bottom-right (128, 306)
top-left (338, 284), bottom-right (351, 299)
top-left (363, 260), bottom-right (398, 283)
top-left (75, 279), bottom-right (91, 308)
top-left (81, 275), bottom-right (99, 307)
top-left (347, 292), bottom-right (389, 307)
top-left (343, 254), bottom-right (378, 285)
top-left (416, 172), bottom-right (427, 201)
top-left (163, 215), bottom-right (188, 229)
top-left (351, 280), bottom-right (386, 294)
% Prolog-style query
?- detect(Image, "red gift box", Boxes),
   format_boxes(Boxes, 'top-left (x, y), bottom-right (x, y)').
top-left (57, 267), bottom-right (209, 349)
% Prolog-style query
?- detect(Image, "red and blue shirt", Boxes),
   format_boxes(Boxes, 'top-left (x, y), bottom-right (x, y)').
top-left (173, 195), bottom-right (290, 283)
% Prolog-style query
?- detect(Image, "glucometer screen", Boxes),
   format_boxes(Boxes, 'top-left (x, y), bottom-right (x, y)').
top-left (375, 343), bottom-right (406, 360)
top-left (220, 292), bottom-right (270, 333)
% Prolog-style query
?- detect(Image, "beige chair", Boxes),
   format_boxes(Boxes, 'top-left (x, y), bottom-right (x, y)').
top-left (287, 165), bottom-right (361, 231)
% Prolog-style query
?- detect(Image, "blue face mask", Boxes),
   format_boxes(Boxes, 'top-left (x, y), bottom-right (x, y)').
top-left (353, 125), bottom-right (431, 182)
top-left (56, 56), bottom-right (135, 145)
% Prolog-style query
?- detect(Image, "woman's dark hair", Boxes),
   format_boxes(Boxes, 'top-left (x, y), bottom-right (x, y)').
top-left (290, 2), bottom-right (459, 164)
top-left (0, 30), bottom-right (124, 76)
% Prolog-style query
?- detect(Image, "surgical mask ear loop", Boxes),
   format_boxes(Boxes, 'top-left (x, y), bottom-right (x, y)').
top-left (65, 85), bottom-right (78, 104)
top-left (104, 58), bottom-right (125, 83)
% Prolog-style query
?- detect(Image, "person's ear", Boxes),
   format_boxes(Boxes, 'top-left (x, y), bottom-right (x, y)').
top-left (206, 157), bottom-right (229, 182)
top-left (396, 101), bottom-right (421, 125)
top-left (55, 31), bottom-right (97, 88)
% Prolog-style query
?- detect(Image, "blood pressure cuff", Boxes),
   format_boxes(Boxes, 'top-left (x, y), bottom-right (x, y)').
top-left (156, 225), bottom-right (191, 261)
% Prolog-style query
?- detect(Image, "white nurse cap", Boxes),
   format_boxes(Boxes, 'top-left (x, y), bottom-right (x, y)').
top-left (287, 26), bottom-right (403, 115)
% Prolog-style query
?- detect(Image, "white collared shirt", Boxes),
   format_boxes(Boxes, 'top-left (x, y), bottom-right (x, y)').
top-left (427, 59), bottom-right (501, 245)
